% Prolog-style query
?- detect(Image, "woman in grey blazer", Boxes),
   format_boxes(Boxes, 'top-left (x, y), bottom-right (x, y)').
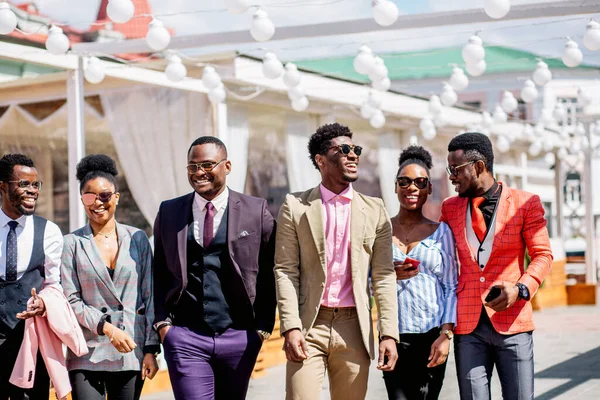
top-left (61, 154), bottom-right (159, 400)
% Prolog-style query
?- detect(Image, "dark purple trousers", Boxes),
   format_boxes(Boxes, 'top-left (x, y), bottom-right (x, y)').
top-left (162, 325), bottom-right (263, 400)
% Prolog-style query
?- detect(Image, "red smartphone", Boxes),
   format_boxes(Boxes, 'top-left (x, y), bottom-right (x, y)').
top-left (403, 257), bottom-right (420, 271)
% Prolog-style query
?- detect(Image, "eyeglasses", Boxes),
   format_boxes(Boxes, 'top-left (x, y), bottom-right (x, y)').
top-left (446, 161), bottom-right (477, 177)
top-left (81, 192), bottom-right (114, 206)
top-left (327, 144), bottom-right (362, 156)
top-left (8, 180), bottom-right (43, 190)
top-left (396, 176), bottom-right (429, 190)
top-left (186, 159), bottom-right (226, 174)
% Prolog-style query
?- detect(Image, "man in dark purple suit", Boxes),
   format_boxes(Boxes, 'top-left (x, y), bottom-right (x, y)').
top-left (152, 136), bottom-right (276, 400)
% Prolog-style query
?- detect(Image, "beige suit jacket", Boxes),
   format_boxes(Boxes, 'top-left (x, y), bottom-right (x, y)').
top-left (274, 186), bottom-right (399, 359)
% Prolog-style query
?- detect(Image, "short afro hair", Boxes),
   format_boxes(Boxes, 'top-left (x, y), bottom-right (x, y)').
top-left (448, 132), bottom-right (494, 174)
top-left (76, 154), bottom-right (119, 193)
top-left (0, 154), bottom-right (35, 183)
top-left (397, 146), bottom-right (433, 178)
top-left (188, 136), bottom-right (228, 158)
top-left (307, 123), bottom-right (353, 169)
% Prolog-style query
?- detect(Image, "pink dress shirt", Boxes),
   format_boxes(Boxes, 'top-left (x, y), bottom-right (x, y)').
top-left (320, 184), bottom-right (355, 307)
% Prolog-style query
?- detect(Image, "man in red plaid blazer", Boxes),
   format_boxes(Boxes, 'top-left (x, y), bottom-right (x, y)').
top-left (440, 132), bottom-right (553, 400)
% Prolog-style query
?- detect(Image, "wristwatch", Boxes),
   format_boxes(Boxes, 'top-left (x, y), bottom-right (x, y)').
top-left (257, 330), bottom-right (271, 341)
top-left (516, 283), bottom-right (531, 301)
top-left (441, 329), bottom-right (454, 340)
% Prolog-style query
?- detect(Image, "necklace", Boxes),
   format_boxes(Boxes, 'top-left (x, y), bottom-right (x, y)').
top-left (94, 235), bottom-right (116, 249)
top-left (395, 216), bottom-right (425, 243)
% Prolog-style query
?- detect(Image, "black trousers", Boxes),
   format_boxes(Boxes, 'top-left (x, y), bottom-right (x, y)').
top-left (69, 370), bottom-right (144, 400)
top-left (383, 328), bottom-right (448, 400)
top-left (0, 322), bottom-right (50, 400)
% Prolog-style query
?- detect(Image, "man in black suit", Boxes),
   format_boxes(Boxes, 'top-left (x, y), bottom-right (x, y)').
top-left (152, 137), bottom-right (276, 400)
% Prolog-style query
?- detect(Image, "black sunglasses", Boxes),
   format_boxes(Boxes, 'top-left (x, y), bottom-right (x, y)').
top-left (445, 160), bottom-right (477, 177)
top-left (81, 192), bottom-right (114, 206)
top-left (187, 159), bottom-right (226, 174)
top-left (396, 176), bottom-right (429, 190)
top-left (327, 144), bottom-right (362, 156)
top-left (8, 180), bottom-right (43, 190)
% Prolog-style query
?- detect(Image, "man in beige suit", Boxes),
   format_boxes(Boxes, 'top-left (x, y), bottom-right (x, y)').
top-left (275, 123), bottom-right (399, 400)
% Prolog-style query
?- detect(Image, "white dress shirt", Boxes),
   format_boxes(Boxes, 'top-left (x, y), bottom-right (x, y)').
top-left (192, 187), bottom-right (230, 245)
top-left (0, 208), bottom-right (63, 286)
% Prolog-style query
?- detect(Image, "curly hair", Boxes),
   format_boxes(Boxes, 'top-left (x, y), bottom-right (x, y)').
top-left (397, 146), bottom-right (433, 178)
top-left (0, 154), bottom-right (35, 183)
top-left (307, 123), bottom-right (353, 169)
top-left (76, 154), bottom-right (119, 192)
top-left (448, 132), bottom-right (494, 174)
top-left (188, 136), bottom-right (228, 158)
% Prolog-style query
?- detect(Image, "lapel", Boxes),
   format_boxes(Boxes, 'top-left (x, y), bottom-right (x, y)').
top-left (305, 186), bottom-right (327, 274)
top-left (110, 222), bottom-right (130, 285)
top-left (226, 190), bottom-right (244, 278)
top-left (80, 224), bottom-right (121, 302)
top-left (350, 192), bottom-right (367, 282)
top-left (489, 182), bottom-right (511, 258)
top-left (176, 193), bottom-right (195, 282)
top-left (455, 197), bottom-right (477, 264)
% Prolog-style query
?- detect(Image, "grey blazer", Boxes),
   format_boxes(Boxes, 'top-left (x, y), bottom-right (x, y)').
top-left (61, 222), bottom-right (159, 372)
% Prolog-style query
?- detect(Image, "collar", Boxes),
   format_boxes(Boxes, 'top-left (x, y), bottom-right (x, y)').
top-left (0, 208), bottom-right (28, 228)
top-left (194, 187), bottom-right (229, 212)
top-left (480, 180), bottom-right (501, 201)
top-left (320, 183), bottom-right (353, 203)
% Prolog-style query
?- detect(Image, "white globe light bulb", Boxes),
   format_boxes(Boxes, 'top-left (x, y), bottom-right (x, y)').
top-left (372, 0), bottom-right (399, 27)
top-left (208, 84), bottom-right (227, 104)
top-left (360, 102), bottom-right (375, 119)
top-left (562, 38), bottom-right (583, 68)
top-left (428, 95), bottom-right (443, 115)
top-left (484, 0), bottom-right (510, 19)
top-left (45, 25), bottom-right (70, 55)
top-left (466, 60), bottom-right (486, 77)
top-left (0, 2), bottom-right (18, 35)
top-left (146, 19), bottom-right (170, 51)
top-left (288, 86), bottom-right (305, 101)
top-left (421, 127), bottom-right (437, 141)
top-left (251, 9), bottom-right (275, 42)
top-left (434, 111), bottom-right (446, 127)
top-left (520, 80), bottom-right (538, 104)
top-left (492, 104), bottom-right (508, 124)
top-left (224, 0), bottom-right (251, 14)
top-left (409, 135), bottom-right (419, 146)
top-left (440, 84), bottom-right (457, 107)
top-left (553, 102), bottom-right (566, 122)
top-left (202, 66), bottom-right (222, 90)
top-left (522, 123), bottom-right (534, 139)
top-left (544, 152), bottom-right (556, 167)
top-left (481, 111), bottom-right (493, 128)
top-left (532, 60), bottom-right (552, 86)
top-left (542, 136), bottom-right (555, 152)
top-left (283, 63), bottom-right (302, 88)
top-left (372, 77), bottom-right (391, 92)
top-left (291, 96), bottom-right (309, 112)
top-left (84, 56), bottom-right (105, 84)
top-left (462, 35), bottom-right (485, 65)
top-left (368, 56), bottom-right (388, 81)
top-left (583, 19), bottom-right (600, 51)
top-left (501, 91), bottom-right (518, 113)
top-left (262, 52), bottom-right (284, 79)
top-left (367, 92), bottom-right (383, 109)
top-left (557, 147), bottom-right (568, 161)
top-left (165, 55), bottom-right (187, 82)
top-left (107, 0), bottom-right (135, 24)
top-left (419, 118), bottom-right (435, 133)
top-left (353, 45), bottom-right (375, 75)
top-left (449, 67), bottom-right (469, 92)
top-left (539, 109), bottom-right (554, 126)
top-left (577, 87), bottom-right (593, 107)
top-left (496, 135), bottom-right (510, 153)
top-left (528, 140), bottom-right (542, 157)
top-left (369, 109), bottom-right (386, 129)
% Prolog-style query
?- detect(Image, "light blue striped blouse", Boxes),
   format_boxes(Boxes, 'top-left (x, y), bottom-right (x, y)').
top-left (393, 222), bottom-right (458, 334)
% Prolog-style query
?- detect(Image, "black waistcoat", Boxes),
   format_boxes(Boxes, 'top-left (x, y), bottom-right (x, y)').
top-left (0, 216), bottom-right (47, 338)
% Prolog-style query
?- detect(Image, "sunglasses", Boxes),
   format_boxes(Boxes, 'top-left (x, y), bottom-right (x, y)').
top-left (446, 160), bottom-right (477, 177)
top-left (327, 144), bottom-right (362, 156)
top-left (81, 192), bottom-right (115, 206)
top-left (187, 159), bottom-right (226, 174)
top-left (8, 180), bottom-right (43, 190)
top-left (396, 176), bottom-right (429, 190)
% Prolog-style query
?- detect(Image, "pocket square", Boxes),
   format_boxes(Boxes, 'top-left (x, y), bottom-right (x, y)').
top-left (238, 230), bottom-right (249, 238)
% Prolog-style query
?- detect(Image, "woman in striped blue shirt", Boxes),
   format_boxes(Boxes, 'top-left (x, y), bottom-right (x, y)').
top-left (382, 146), bottom-right (458, 400)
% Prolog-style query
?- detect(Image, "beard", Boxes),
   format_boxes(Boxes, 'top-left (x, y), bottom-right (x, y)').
top-left (342, 173), bottom-right (358, 183)
top-left (8, 190), bottom-right (36, 216)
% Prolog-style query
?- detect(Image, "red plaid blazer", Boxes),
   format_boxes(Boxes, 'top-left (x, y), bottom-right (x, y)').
top-left (440, 183), bottom-right (553, 335)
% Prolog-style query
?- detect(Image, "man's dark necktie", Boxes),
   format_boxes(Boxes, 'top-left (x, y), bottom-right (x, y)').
top-left (6, 220), bottom-right (19, 281)
top-left (203, 202), bottom-right (215, 248)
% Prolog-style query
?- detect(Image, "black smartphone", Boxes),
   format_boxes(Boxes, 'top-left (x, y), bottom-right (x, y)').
top-left (485, 286), bottom-right (502, 302)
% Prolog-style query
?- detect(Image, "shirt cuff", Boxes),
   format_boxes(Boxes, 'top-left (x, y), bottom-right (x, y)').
top-left (97, 314), bottom-right (112, 336)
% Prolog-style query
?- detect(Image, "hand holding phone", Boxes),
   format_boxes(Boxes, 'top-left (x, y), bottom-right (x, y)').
top-left (403, 257), bottom-right (420, 271)
top-left (485, 286), bottom-right (502, 303)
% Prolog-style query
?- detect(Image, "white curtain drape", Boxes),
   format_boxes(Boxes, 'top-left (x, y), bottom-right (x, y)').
top-left (101, 88), bottom-right (212, 226)
top-left (286, 113), bottom-right (320, 193)
top-left (216, 103), bottom-right (250, 193)
top-left (378, 131), bottom-right (403, 217)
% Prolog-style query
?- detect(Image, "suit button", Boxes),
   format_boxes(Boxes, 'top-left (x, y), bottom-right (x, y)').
top-left (117, 305), bottom-right (123, 311)
top-left (203, 300), bottom-right (208, 305)
top-left (17, 300), bottom-right (22, 305)
top-left (119, 325), bottom-right (125, 330)
top-left (480, 277), bottom-right (485, 283)
top-left (101, 307), bottom-right (108, 313)
top-left (0, 300), bottom-right (5, 305)
top-left (16, 284), bottom-right (21, 289)
top-left (480, 264), bottom-right (485, 269)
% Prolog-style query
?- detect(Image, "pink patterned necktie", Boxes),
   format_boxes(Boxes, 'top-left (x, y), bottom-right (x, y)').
top-left (203, 202), bottom-right (215, 248)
